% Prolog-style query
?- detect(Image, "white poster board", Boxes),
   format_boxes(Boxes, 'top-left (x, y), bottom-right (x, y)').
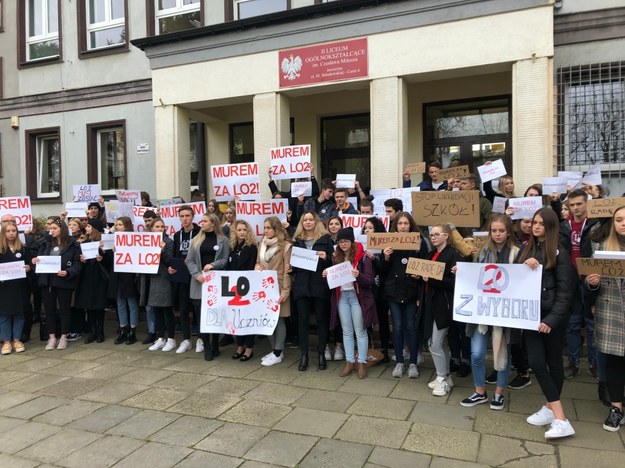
top-left (0, 261), bottom-right (26, 281)
top-left (73, 184), bottom-right (101, 202)
top-left (542, 177), bottom-right (567, 195)
top-left (291, 181), bottom-right (312, 197)
top-left (36, 256), bottom-right (62, 274)
top-left (369, 188), bottom-right (420, 215)
top-left (326, 261), bottom-right (354, 289)
top-left (158, 201), bottom-right (206, 237)
top-left (236, 199), bottom-right (289, 238)
top-left (114, 232), bottom-right (162, 274)
top-left (269, 144), bottom-right (312, 180)
top-left (65, 202), bottom-right (88, 219)
top-left (80, 241), bottom-right (100, 260)
top-left (508, 197), bottom-right (543, 220)
top-left (0, 196), bottom-right (33, 231)
top-left (477, 159), bottom-right (506, 183)
top-left (211, 162), bottom-right (260, 201)
top-left (335, 174), bottom-right (356, 189)
top-left (289, 246), bottom-right (319, 272)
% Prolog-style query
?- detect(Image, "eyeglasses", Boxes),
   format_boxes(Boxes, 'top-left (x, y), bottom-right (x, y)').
top-left (338, 239), bottom-right (351, 244)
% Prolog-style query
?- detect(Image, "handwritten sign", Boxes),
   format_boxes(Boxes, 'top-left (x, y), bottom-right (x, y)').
top-left (270, 144), bottom-right (311, 180)
top-left (406, 257), bottom-right (445, 280)
top-left (336, 174), bottom-right (356, 189)
top-left (580, 162), bottom-right (602, 186)
top-left (158, 201), bottom-right (205, 236)
top-left (101, 233), bottom-right (115, 250)
top-left (439, 165), bottom-right (470, 180)
top-left (73, 184), bottom-right (100, 202)
top-left (211, 162), bottom-right (260, 201)
top-left (477, 159), bottom-right (506, 183)
top-left (289, 246), bottom-right (319, 272)
top-left (0, 261), bottom-right (26, 281)
top-left (405, 162), bottom-right (426, 174)
top-left (558, 171), bottom-right (583, 188)
top-left (80, 241), bottom-right (100, 260)
top-left (0, 196), bottom-right (33, 231)
top-left (576, 258), bottom-right (625, 277)
top-left (115, 190), bottom-right (141, 205)
top-left (291, 181), bottom-right (312, 197)
top-left (200, 270), bottom-right (280, 335)
top-left (326, 261), bottom-right (354, 289)
top-left (508, 197), bottom-right (543, 220)
top-left (411, 191), bottom-right (480, 227)
top-left (105, 200), bottom-right (133, 223)
top-left (542, 177), bottom-right (567, 195)
top-left (587, 197), bottom-right (625, 219)
top-left (492, 196), bottom-right (507, 213)
top-left (369, 188), bottom-right (420, 215)
top-left (114, 232), bottom-right (162, 274)
top-left (236, 199), bottom-right (289, 238)
top-left (36, 256), bottom-right (62, 274)
top-left (65, 202), bottom-right (88, 219)
top-left (367, 232), bottom-right (421, 250)
top-left (340, 214), bottom-right (390, 232)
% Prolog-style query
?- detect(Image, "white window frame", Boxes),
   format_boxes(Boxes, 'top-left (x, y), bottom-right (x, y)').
top-left (25, 0), bottom-right (59, 61)
top-left (155, 0), bottom-right (200, 35)
top-left (36, 134), bottom-right (60, 199)
top-left (96, 126), bottom-right (126, 195)
top-left (86, 0), bottom-right (125, 51)
top-left (234, 0), bottom-right (288, 20)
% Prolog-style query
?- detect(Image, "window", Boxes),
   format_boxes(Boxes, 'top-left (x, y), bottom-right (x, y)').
top-left (24, 0), bottom-right (60, 62)
top-left (26, 128), bottom-right (61, 200)
top-left (154, 0), bottom-right (201, 35)
top-left (80, 0), bottom-right (127, 52)
top-left (230, 122), bottom-right (254, 164)
top-left (228, 0), bottom-right (290, 21)
top-left (87, 122), bottom-right (127, 194)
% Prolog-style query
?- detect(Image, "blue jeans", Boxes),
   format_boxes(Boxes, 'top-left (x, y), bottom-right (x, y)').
top-left (146, 306), bottom-right (155, 334)
top-left (388, 301), bottom-right (417, 364)
top-left (0, 315), bottom-right (25, 341)
top-left (470, 328), bottom-right (511, 388)
top-left (566, 281), bottom-right (596, 366)
top-left (338, 290), bottom-right (368, 364)
top-left (117, 296), bottom-right (139, 327)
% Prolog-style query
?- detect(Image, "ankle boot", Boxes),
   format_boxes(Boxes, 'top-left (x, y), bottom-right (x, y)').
top-left (114, 326), bottom-right (128, 345)
top-left (298, 353), bottom-right (309, 371)
top-left (339, 361), bottom-right (355, 377)
top-left (96, 314), bottom-right (105, 343)
top-left (84, 333), bottom-right (96, 344)
top-left (381, 348), bottom-right (390, 363)
top-left (318, 353), bottom-right (327, 370)
top-left (142, 332), bottom-right (156, 345)
top-left (204, 345), bottom-right (214, 361)
top-left (357, 362), bottom-right (367, 379)
top-left (126, 328), bottom-right (137, 345)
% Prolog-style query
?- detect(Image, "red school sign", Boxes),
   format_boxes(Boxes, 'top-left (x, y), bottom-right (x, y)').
top-left (279, 38), bottom-right (368, 88)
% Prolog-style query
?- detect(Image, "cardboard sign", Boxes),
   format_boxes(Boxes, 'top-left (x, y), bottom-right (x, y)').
top-left (355, 233), bottom-right (380, 253)
top-left (340, 214), bottom-right (390, 232)
top-left (0, 196), bottom-right (33, 231)
top-left (200, 270), bottom-right (280, 335)
top-left (289, 246), bottom-right (320, 272)
top-left (211, 162), bottom-right (260, 201)
top-left (453, 262), bottom-right (542, 331)
top-left (406, 257), bottom-right (445, 280)
top-left (369, 188), bottom-right (420, 215)
top-left (270, 144), bottom-right (311, 180)
top-left (73, 184), bottom-right (100, 202)
top-left (158, 201), bottom-right (206, 237)
top-left (236, 199), bottom-right (289, 238)
top-left (508, 197), bottom-right (543, 220)
top-left (80, 241), bottom-right (100, 260)
top-left (336, 174), bottom-right (356, 189)
top-left (105, 200), bottom-right (134, 223)
top-left (477, 159), bottom-right (506, 183)
top-left (439, 165), bottom-right (470, 180)
top-left (101, 234), bottom-right (115, 251)
top-left (411, 191), bottom-right (480, 227)
top-left (36, 256), bottom-right (62, 274)
top-left (114, 232), bottom-right (162, 274)
top-left (65, 202), bottom-right (88, 219)
top-left (405, 162), bottom-right (426, 174)
top-left (367, 232), bottom-right (421, 250)
top-left (326, 261), bottom-right (355, 289)
top-left (576, 258), bottom-right (625, 277)
top-left (115, 190), bottom-right (141, 205)
top-left (0, 261), bottom-right (26, 281)
top-left (587, 197), bottom-right (625, 219)
top-left (291, 181), bottom-right (312, 197)
top-left (558, 171), bottom-right (583, 188)
top-left (542, 177), bottom-right (567, 195)
top-left (492, 196), bottom-right (507, 213)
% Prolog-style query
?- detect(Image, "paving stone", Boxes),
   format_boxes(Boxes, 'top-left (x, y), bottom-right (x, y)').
top-left (507, 391), bottom-right (574, 418)
top-left (174, 450), bottom-right (243, 468)
top-left (274, 407), bottom-right (348, 437)
top-left (403, 422), bottom-right (480, 462)
top-left (152, 372), bottom-right (216, 392)
top-left (39, 376), bottom-right (109, 399)
top-left (94, 350), bottom-right (145, 366)
top-left (0, 391), bottom-right (38, 411)
top-left (558, 445), bottom-right (625, 467)
top-left (299, 437), bottom-right (372, 468)
top-left (77, 381), bottom-right (149, 404)
top-left (0, 453), bottom-right (40, 468)
top-left (560, 380), bottom-right (600, 400)
top-left (244, 431), bottom-right (317, 466)
top-left (62, 348), bottom-right (115, 361)
top-left (194, 422), bottom-right (269, 457)
top-left (238, 461), bottom-right (282, 468)
top-left (245, 365), bottom-right (299, 385)
top-left (33, 400), bottom-right (104, 426)
top-left (39, 360), bottom-right (101, 376)
top-left (75, 363), bottom-right (135, 380)
top-left (389, 379), bottom-right (451, 403)
top-left (572, 397), bottom-right (608, 423)
top-left (204, 361), bottom-right (258, 378)
top-left (68, 404), bottom-right (142, 433)
top-left (473, 406), bottom-right (546, 442)
top-left (1, 395), bottom-right (70, 419)
top-left (3, 373), bottom-right (69, 393)
top-left (408, 401), bottom-right (476, 430)
top-left (16, 428), bottom-right (102, 463)
top-left (292, 388), bottom-right (359, 413)
top-left (348, 395), bottom-right (415, 421)
top-left (548, 419), bottom-right (625, 450)
top-left (243, 381), bottom-right (307, 404)
top-left (113, 441), bottom-right (192, 468)
top-left (0, 421), bottom-right (60, 455)
top-left (290, 372), bottom-right (346, 391)
top-left (163, 358), bottom-right (218, 374)
top-left (106, 409), bottom-right (181, 439)
top-left (126, 353), bottom-right (181, 370)
top-left (429, 457), bottom-right (492, 468)
top-left (120, 387), bottom-right (188, 411)
top-left (335, 415), bottom-right (411, 449)
top-left (167, 392), bottom-right (241, 418)
top-left (116, 368), bottom-right (175, 385)
top-left (219, 399), bottom-right (291, 428)
top-left (477, 434), bottom-right (533, 466)
top-left (368, 446), bottom-right (432, 468)
top-left (195, 377), bottom-right (261, 397)
top-left (3, 356), bottom-right (64, 373)
top-left (338, 377), bottom-right (398, 397)
top-left (0, 371), bottom-right (34, 385)
top-left (150, 415), bottom-right (223, 447)
top-left (56, 434), bottom-right (144, 468)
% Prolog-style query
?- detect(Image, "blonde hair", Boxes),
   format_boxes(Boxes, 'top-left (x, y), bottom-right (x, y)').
top-left (263, 216), bottom-right (290, 243)
top-left (603, 206), bottom-right (625, 252)
top-left (498, 175), bottom-right (515, 198)
top-left (0, 222), bottom-right (23, 253)
top-left (293, 210), bottom-right (327, 242)
top-left (229, 220), bottom-right (257, 249)
top-left (190, 213), bottom-right (225, 250)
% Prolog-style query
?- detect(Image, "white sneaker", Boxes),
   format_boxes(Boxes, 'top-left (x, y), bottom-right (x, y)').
top-left (544, 419), bottom-right (575, 439)
top-left (527, 405), bottom-right (555, 426)
top-left (195, 339), bottom-right (204, 353)
top-left (176, 339), bottom-right (192, 354)
top-left (408, 364), bottom-right (419, 379)
top-left (417, 352), bottom-right (424, 366)
top-left (149, 338), bottom-right (166, 351)
top-left (334, 346), bottom-right (344, 361)
top-left (392, 363), bottom-right (404, 378)
top-left (447, 375), bottom-right (454, 389)
top-left (432, 377), bottom-right (450, 397)
top-left (261, 352), bottom-right (284, 366)
top-left (162, 338), bottom-right (177, 352)
top-left (324, 345), bottom-right (333, 361)
top-left (261, 352), bottom-right (274, 362)
top-left (45, 338), bottom-right (57, 351)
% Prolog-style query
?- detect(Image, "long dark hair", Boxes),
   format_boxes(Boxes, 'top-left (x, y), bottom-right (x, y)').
top-left (390, 212), bottom-right (418, 233)
top-left (50, 219), bottom-right (71, 250)
top-left (517, 208), bottom-right (560, 269)
top-left (363, 216), bottom-right (387, 234)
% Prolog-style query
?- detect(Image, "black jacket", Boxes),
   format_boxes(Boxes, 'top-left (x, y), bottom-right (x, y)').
top-left (423, 244), bottom-right (459, 331)
top-left (228, 243), bottom-right (258, 271)
top-left (37, 237), bottom-right (82, 290)
top-left (559, 217), bottom-right (600, 259)
top-left (381, 237), bottom-right (429, 304)
top-left (291, 234), bottom-right (335, 301)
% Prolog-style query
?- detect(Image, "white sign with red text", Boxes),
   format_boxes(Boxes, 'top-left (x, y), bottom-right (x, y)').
top-left (133, 205), bottom-right (150, 232)
top-left (326, 261), bottom-right (355, 290)
top-left (115, 190), bottom-right (141, 205)
top-left (340, 214), bottom-right (390, 232)
top-left (477, 159), bottom-right (506, 183)
top-left (114, 232), bottom-right (162, 274)
top-left (270, 145), bottom-right (312, 181)
top-left (0, 261), bottom-right (26, 281)
top-left (291, 181), bottom-right (312, 197)
top-left (0, 196), bottom-right (33, 231)
top-left (236, 199), bottom-right (289, 238)
top-left (73, 184), bottom-right (101, 202)
top-left (508, 197), bottom-right (543, 220)
top-left (158, 202), bottom-right (205, 237)
top-left (211, 163), bottom-right (260, 201)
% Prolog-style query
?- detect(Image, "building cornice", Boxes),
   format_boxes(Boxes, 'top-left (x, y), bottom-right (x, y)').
top-left (555, 7), bottom-right (625, 46)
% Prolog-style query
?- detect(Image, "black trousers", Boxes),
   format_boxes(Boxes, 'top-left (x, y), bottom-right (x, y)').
top-left (42, 287), bottom-right (73, 336)
top-left (175, 282), bottom-right (193, 340)
top-left (605, 353), bottom-right (625, 404)
top-left (154, 306), bottom-right (175, 339)
top-left (297, 297), bottom-right (329, 354)
top-left (525, 324), bottom-right (567, 402)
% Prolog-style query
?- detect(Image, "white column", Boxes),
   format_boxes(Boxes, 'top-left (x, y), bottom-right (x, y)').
top-left (154, 104), bottom-right (190, 200)
top-left (370, 77), bottom-right (408, 189)
top-left (253, 92), bottom-right (291, 200)
top-left (512, 57), bottom-right (554, 191)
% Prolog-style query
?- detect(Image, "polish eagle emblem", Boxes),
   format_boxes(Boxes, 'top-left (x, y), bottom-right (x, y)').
top-left (281, 54), bottom-right (302, 81)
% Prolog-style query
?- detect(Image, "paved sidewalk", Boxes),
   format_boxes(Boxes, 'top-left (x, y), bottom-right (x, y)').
top-left (1, 326), bottom-right (624, 467)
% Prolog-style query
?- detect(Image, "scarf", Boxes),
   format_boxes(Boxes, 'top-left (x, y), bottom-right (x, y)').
top-left (259, 236), bottom-right (280, 268)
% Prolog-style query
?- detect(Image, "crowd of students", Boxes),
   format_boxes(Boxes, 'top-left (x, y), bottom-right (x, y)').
top-left (1, 164), bottom-right (625, 440)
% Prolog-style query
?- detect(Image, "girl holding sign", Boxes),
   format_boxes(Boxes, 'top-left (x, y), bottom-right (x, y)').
top-left (0, 222), bottom-right (32, 354)
top-left (517, 208), bottom-right (576, 439)
top-left (255, 217), bottom-right (292, 366)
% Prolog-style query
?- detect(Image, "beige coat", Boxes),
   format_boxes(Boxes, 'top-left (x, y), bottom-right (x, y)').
top-left (256, 240), bottom-right (292, 317)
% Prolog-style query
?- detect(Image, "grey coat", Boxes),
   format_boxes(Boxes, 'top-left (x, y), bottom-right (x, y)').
top-left (139, 236), bottom-right (174, 307)
top-left (186, 234), bottom-right (230, 300)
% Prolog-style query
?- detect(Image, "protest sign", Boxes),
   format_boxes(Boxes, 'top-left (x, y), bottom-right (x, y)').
top-left (289, 246), bottom-right (319, 272)
top-left (405, 162), bottom-right (426, 174)
top-left (132, 205), bottom-right (150, 232)
top-left (105, 200), bottom-right (133, 223)
top-left (101, 233), bottom-right (115, 250)
top-left (65, 202), bottom-right (88, 219)
top-left (367, 232), bottom-right (421, 250)
top-left (200, 270), bottom-right (281, 335)
top-left (542, 177), bottom-right (567, 195)
top-left (0, 196), bottom-right (33, 231)
top-left (369, 188), bottom-right (420, 215)
top-left (211, 162), bottom-right (260, 201)
top-left (508, 197), bottom-right (542, 220)
top-left (115, 190), bottom-right (141, 205)
top-left (406, 257), bottom-right (445, 280)
top-left (0, 261), bottom-right (26, 281)
top-left (558, 171), bottom-right (583, 188)
top-left (340, 214), bottom-right (390, 232)
top-left (326, 261), bottom-right (355, 289)
top-left (439, 165), bottom-right (470, 180)
top-left (411, 191), bottom-right (480, 227)
top-left (453, 262), bottom-right (542, 330)
top-left (580, 162), bottom-right (602, 186)
top-left (236, 199), bottom-right (289, 238)
top-left (355, 233), bottom-right (380, 253)
top-left (158, 201), bottom-right (205, 236)
top-left (269, 144), bottom-right (311, 180)
top-left (291, 181), bottom-right (312, 197)
top-left (492, 196), bottom-right (507, 213)
top-left (576, 258), bottom-right (625, 277)
top-left (80, 241), bottom-right (100, 260)
top-left (73, 184), bottom-right (100, 202)
top-left (477, 159), bottom-right (506, 183)
top-left (586, 197), bottom-right (625, 219)
top-left (594, 251), bottom-right (625, 260)
top-left (36, 256), bottom-right (62, 274)
top-left (114, 232), bottom-right (162, 274)
top-left (336, 174), bottom-right (356, 189)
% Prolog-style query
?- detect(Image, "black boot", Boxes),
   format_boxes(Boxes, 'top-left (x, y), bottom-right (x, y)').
top-left (211, 334), bottom-right (220, 358)
top-left (599, 381), bottom-right (611, 407)
top-left (318, 352), bottom-right (327, 370)
top-left (382, 349), bottom-right (390, 364)
top-left (114, 326), bottom-right (128, 345)
top-left (204, 343), bottom-right (214, 361)
top-left (298, 353), bottom-right (309, 371)
top-left (84, 333), bottom-right (96, 344)
top-left (95, 312), bottom-right (105, 343)
top-left (126, 327), bottom-right (137, 345)
top-left (142, 333), bottom-right (156, 345)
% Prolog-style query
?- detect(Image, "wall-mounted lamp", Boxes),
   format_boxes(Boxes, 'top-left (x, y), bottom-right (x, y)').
top-left (10, 116), bottom-right (19, 129)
